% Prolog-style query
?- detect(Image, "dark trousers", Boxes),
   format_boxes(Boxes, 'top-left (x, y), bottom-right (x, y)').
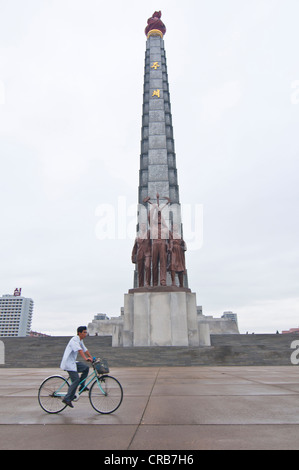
top-left (65, 362), bottom-right (89, 401)
top-left (137, 255), bottom-right (151, 286)
top-left (152, 241), bottom-right (167, 286)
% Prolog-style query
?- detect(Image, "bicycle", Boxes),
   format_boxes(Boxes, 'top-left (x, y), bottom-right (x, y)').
top-left (38, 358), bottom-right (123, 414)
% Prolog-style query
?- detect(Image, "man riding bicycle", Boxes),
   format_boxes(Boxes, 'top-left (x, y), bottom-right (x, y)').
top-left (60, 326), bottom-right (93, 408)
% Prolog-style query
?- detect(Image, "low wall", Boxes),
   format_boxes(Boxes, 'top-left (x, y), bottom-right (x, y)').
top-left (0, 334), bottom-right (298, 368)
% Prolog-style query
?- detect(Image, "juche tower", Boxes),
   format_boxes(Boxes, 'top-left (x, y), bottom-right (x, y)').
top-left (113, 12), bottom-right (209, 348)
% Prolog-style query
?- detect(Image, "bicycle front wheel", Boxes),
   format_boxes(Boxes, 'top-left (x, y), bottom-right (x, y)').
top-left (89, 375), bottom-right (123, 414)
top-left (38, 375), bottom-right (69, 414)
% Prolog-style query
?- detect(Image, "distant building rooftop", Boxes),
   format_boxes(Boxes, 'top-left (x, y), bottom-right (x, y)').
top-left (282, 327), bottom-right (299, 334)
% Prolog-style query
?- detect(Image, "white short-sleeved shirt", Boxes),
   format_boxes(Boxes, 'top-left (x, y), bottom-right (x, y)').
top-left (60, 336), bottom-right (87, 372)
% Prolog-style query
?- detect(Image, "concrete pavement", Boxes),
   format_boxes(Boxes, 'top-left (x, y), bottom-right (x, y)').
top-left (1, 366), bottom-right (299, 450)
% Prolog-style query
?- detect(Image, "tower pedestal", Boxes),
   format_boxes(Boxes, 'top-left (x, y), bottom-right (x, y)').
top-left (112, 287), bottom-right (210, 347)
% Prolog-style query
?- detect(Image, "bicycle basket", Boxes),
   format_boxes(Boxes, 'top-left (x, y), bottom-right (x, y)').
top-left (94, 358), bottom-right (109, 374)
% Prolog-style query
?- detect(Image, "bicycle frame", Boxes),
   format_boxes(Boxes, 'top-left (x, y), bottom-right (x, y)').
top-left (54, 369), bottom-right (106, 398)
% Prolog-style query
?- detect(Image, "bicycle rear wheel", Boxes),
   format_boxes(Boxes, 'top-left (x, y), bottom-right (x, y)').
top-left (38, 375), bottom-right (69, 414)
top-left (89, 375), bottom-right (123, 414)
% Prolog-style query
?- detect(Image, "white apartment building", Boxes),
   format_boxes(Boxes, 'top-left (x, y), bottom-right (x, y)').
top-left (0, 288), bottom-right (34, 337)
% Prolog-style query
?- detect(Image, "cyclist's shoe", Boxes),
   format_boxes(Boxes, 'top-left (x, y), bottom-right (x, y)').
top-left (62, 399), bottom-right (74, 408)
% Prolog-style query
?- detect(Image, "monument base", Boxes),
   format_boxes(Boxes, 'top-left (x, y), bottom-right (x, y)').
top-left (112, 288), bottom-right (210, 347)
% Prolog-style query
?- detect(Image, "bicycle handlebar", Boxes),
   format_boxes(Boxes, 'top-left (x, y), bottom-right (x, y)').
top-left (91, 357), bottom-right (101, 365)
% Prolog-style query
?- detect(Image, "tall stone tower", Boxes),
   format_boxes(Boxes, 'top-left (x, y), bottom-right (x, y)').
top-left (133, 11), bottom-right (188, 290)
top-left (113, 12), bottom-right (209, 348)
top-left (138, 13), bottom-right (179, 207)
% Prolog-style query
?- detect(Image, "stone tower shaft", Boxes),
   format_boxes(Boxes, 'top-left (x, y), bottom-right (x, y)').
top-left (133, 14), bottom-right (189, 289)
top-left (138, 35), bottom-right (179, 206)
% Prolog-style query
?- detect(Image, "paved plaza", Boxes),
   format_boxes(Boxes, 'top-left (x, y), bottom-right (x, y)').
top-left (1, 366), bottom-right (299, 450)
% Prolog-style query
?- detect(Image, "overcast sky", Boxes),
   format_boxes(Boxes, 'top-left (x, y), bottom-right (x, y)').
top-left (0, 0), bottom-right (298, 335)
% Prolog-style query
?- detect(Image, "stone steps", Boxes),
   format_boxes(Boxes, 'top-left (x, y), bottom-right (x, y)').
top-left (211, 334), bottom-right (293, 348)
top-left (0, 334), bottom-right (298, 368)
